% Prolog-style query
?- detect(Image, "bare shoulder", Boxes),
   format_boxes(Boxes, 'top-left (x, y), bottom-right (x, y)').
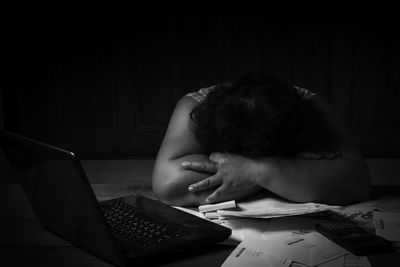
top-left (165, 96), bottom-right (199, 137)
top-left (156, 96), bottom-right (204, 161)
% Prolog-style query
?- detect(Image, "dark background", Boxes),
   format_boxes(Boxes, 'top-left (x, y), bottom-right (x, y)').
top-left (1, 9), bottom-right (399, 159)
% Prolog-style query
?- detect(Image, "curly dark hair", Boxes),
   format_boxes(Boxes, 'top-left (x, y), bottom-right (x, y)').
top-left (190, 72), bottom-right (325, 157)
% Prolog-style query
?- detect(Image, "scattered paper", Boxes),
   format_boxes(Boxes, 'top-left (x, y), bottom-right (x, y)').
top-left (303, 254), bottom-right (371, 267)
top-left (221, 240), bottom-right (292, 267)
top-left (265, 232), bottom-right (349, 266)
top-left (326, 200), bottom-right (382, 230)
top-left (373, 211), bottom-right (400, 241)
top-left (223, 232), bottom-right (348, 267)
top-left (219, 218), bottom-right (272, 245)
top-left (261, 216), bottom-right (324, 240)
top-left (174, 207), bottom-right (332, 246)
top-left (327, 196), bottom-right (400, 230)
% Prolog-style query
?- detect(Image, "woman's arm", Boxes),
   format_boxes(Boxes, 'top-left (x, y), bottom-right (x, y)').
top-left (188, 95), bottom-right (371, 205)
top-left (152, 97), bottom-right (261, 206)
top-left (259, 95), bottom-right (371, 204)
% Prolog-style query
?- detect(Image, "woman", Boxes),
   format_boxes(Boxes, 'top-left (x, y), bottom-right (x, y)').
top-left (152, 72), bottom-right (371, 206)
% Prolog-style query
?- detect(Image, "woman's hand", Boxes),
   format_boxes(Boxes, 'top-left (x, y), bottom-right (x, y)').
top-left (182, 152), bottom-right (264, 203)
top-left (181, 160), bottom-right (218, 174)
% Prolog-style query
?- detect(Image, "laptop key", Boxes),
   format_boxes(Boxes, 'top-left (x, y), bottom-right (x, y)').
top-left (101, 200), bottom-right (190, 246)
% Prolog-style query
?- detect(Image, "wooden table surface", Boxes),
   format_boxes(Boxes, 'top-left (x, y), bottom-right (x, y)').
top-left (1, 183), bottom-right (399, 267)
top-left (0, 183), bottom-right (233, 267)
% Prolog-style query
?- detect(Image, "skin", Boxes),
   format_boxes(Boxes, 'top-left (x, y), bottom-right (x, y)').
top-left (152, 93), bottom-right (371, 207)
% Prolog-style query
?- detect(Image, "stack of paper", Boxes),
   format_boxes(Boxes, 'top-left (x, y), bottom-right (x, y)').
top-left (217, 202), bottom-right (337, 219)
top-left (198, 192), bottom-right (340, 220)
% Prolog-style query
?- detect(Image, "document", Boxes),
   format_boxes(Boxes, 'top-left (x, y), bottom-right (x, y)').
top-left (221, 240), bottom-right (292, 267)
top-left (175, 206), bottom-right (331, 246)
top-left (327, 196), bottom-right (400, 230)
top-left (218, 218), bottom-right (272, 245)
top-left (260, 217), bottom-right (349, 266)
top-left (326, 200), bottom-right (381, 230)
top-left (265, 232), bottom-right (349, 266)
top-left (287, 255), bottom-right (371, 267)
top-left (216, 192), bottom-right (340, 219)
top-left (222, 231), bottom-right (348, 267)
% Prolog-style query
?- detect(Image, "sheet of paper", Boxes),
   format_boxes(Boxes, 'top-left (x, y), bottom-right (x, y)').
top-left (320, 255), bottom-right (374, 267)
top-left (224, 234), bottom-right (348, 267)
top-left (220, 218), bottom-right (271, 245)
top-left (221, 240), bottom-right (292, 267)
top-left (373, 211), bottom-right (400, 241)
top-left (326, 200), bottom-right (382, 230)
top-left (217, 192), bottom-right (340, 219)
top-left (327, 196), bottom-right (400, 230)
top-left (262, 216), bottom-right (323, 240)
top-left (172, 211), bottom-right (328, 246)
top-left (173, 206), bottom-right (271, 245)
top-left (260, 217), bottom-right (350, 266)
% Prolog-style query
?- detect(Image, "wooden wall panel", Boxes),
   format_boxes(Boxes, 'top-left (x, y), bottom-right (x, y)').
top-left (231, 17), bottom-right (265, 75)
top-left (48, 40), bottom-right (116, 130)
top-left (351, 17), bottom-right (400, 156)
top-left (329, 18), bottom-right (354, 130)
top-left (0, 82), bottom-right (3, 130)
top-left (178, 17), bottom-right (233, 90)
top-left (263, 18), bottom-right (293, 83)
top-left (1, 14), bottom-right (400, 158)
top-left (291, 18), bottom-right (331, 97)
top-left (133, 19), bottom-right (179, 130)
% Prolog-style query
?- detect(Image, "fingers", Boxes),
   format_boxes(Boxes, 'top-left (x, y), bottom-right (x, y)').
top-left (205, 184), bottom-right (229, 203)
top-left (188, 175), bottom-right (222, 192)
top-left (209, 152), bottom-right (222, 162)
top-left (209, 152), bottom-right (228, 164)
top-left (182, 160), bottom-right (218, 173)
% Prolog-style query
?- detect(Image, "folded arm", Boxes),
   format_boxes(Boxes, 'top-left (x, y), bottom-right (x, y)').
top-left (153, 94), bottom-right (371, 207)
top-left (188, 95), bottom-right (371, 205)
top-left (152, 97), bottom-right (261, 206)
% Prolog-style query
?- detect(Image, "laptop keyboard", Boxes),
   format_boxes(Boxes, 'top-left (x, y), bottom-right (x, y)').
top-left (101, 199), bottom-right (190, 246)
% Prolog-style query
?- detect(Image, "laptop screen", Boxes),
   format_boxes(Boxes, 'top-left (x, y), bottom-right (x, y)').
top-left (0, 131), bottom-right (125, 266)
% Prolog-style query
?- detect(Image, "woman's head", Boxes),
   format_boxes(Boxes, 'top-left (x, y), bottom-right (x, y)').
top-left (190, 72), bottom-right (323, 157)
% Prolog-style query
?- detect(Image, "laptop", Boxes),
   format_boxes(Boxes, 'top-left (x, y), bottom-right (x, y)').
top-left (0, 131), bottom-right (231, 266)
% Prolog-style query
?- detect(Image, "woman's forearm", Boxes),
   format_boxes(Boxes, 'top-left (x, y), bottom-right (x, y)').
top-left (152, 154), bottom-right (212, 206)
top-left (256, 155), bottom-right (371, 205)
top-left (152, 154), bottom-right (263, 206)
